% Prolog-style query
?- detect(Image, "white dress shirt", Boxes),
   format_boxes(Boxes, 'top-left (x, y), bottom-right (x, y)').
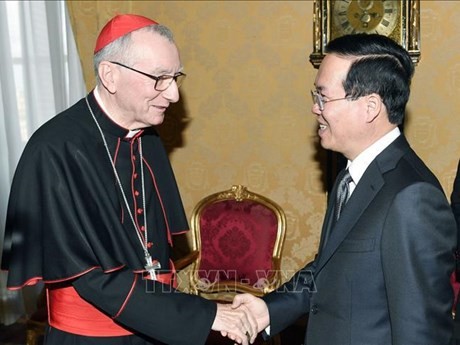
top-left (346, 127), bottom-right (401, 197)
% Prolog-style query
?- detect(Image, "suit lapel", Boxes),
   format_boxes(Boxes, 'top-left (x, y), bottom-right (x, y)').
top-left (316, 164), bottom-right (384, 272)
top-left (315, 135), bottom-right (410, 273)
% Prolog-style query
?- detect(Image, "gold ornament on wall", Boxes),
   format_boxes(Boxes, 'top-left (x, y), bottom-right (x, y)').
top-left (309, 0), bottom-right (421, 68)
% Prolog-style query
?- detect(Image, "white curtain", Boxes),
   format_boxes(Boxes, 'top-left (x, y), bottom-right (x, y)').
top-left (0, 0), bottom-right (86, 325)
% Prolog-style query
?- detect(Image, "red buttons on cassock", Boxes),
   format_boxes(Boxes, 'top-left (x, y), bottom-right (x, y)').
top-left (137, 208), bottom-right (143, 214)
top-left (133, 173), bottom-right (138, 179)
top-left (140, 226), bottom-right (145, 231)
top-left (134, 190), bottom-right (140, 196)
top-left (147, 242), bottom-right (153, 248)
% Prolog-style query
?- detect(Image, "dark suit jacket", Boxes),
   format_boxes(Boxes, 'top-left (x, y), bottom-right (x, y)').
top-left (451, 160), bottom-right (460, 326)
top-left (264, 135), bottom-right (456, 345)
top-left (452, 160), bottom-right (460, 235)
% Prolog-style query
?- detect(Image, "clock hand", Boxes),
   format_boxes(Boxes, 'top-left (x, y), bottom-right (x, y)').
top-left (358, 11), bottom-right (381, 25)
top-left (368, 12), bottom-right (381, 18)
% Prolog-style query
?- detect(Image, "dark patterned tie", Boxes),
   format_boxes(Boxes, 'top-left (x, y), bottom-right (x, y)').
top-left (334, 169), bottom-right (353, 221)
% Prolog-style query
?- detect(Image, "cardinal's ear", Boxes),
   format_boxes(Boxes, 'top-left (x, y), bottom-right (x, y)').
top-left (97, 61), bottom-right (119, 94)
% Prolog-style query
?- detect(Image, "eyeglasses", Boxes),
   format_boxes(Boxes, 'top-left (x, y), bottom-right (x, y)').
top-left (110, 61), bottom-right (186, 91)
top-left (311, 89), bottom-right (353, 111)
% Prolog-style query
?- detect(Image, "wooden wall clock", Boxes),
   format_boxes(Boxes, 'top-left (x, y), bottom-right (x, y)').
top-left (309, 0), bottom-right (421, 68)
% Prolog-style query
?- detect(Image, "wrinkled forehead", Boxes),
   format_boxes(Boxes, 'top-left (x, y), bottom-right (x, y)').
top-left (130, 30), bottom-right (182, 73)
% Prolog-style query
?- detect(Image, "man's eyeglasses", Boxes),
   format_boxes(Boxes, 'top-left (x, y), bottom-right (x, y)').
top-left (110, 61), bottom-right (186, 91)
top-left (311, 90), bottom-right (353, 111)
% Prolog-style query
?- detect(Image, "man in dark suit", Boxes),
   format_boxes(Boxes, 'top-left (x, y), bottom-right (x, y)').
top-left (233, 34), bottom-right (457, 345)
top-left (453, 159), bottom-right (460, 235)
top-left (452, 160), bottom-right (460, 344)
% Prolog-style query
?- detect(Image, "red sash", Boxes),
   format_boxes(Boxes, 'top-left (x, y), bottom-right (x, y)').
top-left (47, 271), bottom-right (175, 337)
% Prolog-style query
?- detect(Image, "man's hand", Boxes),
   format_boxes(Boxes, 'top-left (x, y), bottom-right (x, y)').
top-left (212, 302), bottom-right (258, 344)
top-left (232, 294), bottom-right (270, 333)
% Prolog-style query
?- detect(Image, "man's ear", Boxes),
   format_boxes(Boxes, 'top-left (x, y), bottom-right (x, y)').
top-left (365, 94), bottom-right (382, 123)
top-left (98, 61), bottom-right (117, 94)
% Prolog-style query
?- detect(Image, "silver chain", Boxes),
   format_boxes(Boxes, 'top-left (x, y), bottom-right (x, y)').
top-left (85, 97), bottom-right (156, 274)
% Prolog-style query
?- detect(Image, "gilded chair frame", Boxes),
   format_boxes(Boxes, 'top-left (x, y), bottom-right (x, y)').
top-left (188, 185), bottom-right (286, 297)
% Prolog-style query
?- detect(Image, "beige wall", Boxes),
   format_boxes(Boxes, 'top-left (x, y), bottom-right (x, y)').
top-left (67, 1), bottom-right (460, 281)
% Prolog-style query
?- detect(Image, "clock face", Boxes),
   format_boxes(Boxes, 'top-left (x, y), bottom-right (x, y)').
top-left (332, 0), bottom-right (400, 38)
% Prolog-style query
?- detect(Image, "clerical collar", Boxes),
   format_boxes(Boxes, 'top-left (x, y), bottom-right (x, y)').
top-left (125, 129), bottom-right (141, 138)
top-left (93, 86), bottom-right (141, 139)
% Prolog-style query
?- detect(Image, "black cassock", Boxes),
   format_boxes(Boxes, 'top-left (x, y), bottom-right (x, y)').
top-left (2, 91), bottom-right (215, 345)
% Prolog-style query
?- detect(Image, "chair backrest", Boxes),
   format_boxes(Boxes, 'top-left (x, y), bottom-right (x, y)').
top-left (188, 185), bottom-right (286, 297)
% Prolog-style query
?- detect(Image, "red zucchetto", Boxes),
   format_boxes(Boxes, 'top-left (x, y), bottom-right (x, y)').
top-left (94, 14), bottom-right (158, 54)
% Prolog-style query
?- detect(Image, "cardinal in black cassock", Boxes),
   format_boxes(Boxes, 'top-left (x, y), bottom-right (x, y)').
top-left (2, 14), bottom-right (227, 345)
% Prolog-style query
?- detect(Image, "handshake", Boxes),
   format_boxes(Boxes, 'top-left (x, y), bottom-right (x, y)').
top-left (211, 293), bottom-right (270, 345)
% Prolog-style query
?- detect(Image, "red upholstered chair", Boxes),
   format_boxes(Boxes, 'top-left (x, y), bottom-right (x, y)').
top-left (186, 185), bottom-right (286, 345)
